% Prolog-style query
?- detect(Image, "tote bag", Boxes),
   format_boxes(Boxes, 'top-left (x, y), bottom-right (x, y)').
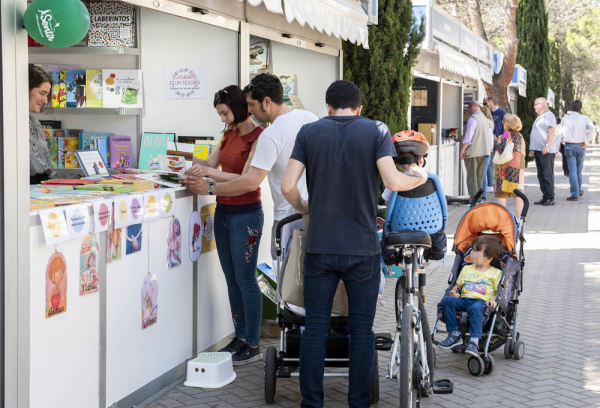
top-left (493, 133), bottom-right (514, 165)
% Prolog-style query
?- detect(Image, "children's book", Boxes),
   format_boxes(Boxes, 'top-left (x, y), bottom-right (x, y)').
top-left (94, 137), bottom-right (111, 168)
top-left (157, 154), bottom-right (186, 173)
top-left (66, 70), bottom-right (86, 108)
top-left (177, 136), bottom-right (214, 144)
top-left (86, 69), bottom-right (103, 108)
top-left (51, 71), bottom-right (61, 108)
top-left (89, 2), bottom-right (136, 48)
top-left (39, 120), bottom-right (62, 130)
top-left (79, 132), bottom-right (94, 151)
top-left (109, 136), bottom-right (133, 169)
top-left (275, 74), bottom-right (296, 104)
top-left (43, 64), bottom-right (81, 75)
top-left (193, 143), bottom-right (212, 161)
top-left (53, 129), bottom-right (66, 168)
top-left (249, 35), bottom-right (270, 73)
top-left (139, 133), bottom-right (175, 170)
top-left (102, 69), bottom-right (144, 108)
top-left (67, 129), bottom-right (83, 139)
top-left (289, 95), bottom-right (304, 110)
top-left (64, 137), bottom-right (80, 168)
top-left (47, 135), bottom-right (58, 168)
top-left (58, 71), bottom-right (67, 108)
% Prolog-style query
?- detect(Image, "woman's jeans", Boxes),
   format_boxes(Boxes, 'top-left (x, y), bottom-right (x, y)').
top-left (564, 144), bottom-right (585, 198)
top-left (299, 253), bottom-right (380, 408)
top-left (440, 296), bottom-right (486, 338)
top-left (214, 208), bottom-right (264, 346)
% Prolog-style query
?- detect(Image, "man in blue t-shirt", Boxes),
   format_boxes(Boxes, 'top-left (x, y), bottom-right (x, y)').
top-left (483, 97), bottom-right (506, 192)
top-left (281, 80), bottom-right (427, 408)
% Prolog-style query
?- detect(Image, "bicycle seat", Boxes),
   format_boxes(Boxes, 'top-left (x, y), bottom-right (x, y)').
top-left (385, 230), bottom-right (432, 249)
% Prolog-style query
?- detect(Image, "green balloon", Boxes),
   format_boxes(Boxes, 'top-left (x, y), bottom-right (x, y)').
top-left (24, 0), bottom-right (90, 48)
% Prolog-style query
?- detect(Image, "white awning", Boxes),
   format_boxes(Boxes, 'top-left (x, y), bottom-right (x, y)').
top-left (463, 58), bottom-right (480, 81)
top-left (479, 65), bottom-right (493, 84)
top-left (240, 0), bottom-right (284, 13)
top-left (437, 43), bottom-right (465, 76)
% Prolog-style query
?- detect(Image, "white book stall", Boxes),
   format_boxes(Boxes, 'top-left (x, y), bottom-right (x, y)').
top-left (1, 0), bottom-right (371, 407)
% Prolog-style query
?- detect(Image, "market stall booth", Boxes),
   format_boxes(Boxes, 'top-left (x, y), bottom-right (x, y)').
top-left (2, 0), bottom-right (370, 407)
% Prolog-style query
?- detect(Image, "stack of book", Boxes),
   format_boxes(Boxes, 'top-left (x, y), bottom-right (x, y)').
top-left (75, 184), bottom-right (136, 194)
top-left (30, 199), bottom-right (56, 210)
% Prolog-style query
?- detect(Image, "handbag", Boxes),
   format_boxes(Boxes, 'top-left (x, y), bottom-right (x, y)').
top-left (493, 132), bottom-right (514, 165)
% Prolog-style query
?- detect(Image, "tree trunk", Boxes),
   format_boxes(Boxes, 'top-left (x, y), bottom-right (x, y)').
top-left (468, 0), bottom-right (518, 113)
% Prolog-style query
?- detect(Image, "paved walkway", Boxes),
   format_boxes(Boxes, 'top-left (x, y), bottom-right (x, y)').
top-left (139, 146), bottom-right (600, 408)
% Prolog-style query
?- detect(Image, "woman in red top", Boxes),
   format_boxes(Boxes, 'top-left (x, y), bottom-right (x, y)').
top-left (189, 85), bottom-right (264, 365)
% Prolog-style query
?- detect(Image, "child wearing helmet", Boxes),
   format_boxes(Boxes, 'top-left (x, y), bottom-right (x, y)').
top-left (381, 130), bottom-right (430, 203)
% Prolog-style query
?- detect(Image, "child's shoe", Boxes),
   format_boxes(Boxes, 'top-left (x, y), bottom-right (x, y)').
top-left (465, 341), bottom-right (479, 356)
top-left (438, 332), bottom-right (461, 349)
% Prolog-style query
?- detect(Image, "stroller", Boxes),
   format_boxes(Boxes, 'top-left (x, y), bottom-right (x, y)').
top-left (431, 188), bottom-right (529, 376)
top-left (264, 214), bottom-right (381, 405)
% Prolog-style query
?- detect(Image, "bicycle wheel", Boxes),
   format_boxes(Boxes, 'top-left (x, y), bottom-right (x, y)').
top-left (395, 277), bottom-right (403, 322)
top-left (418, 296), bottom-right (434, 397)
top-left (399, 304), bottom-right (415, 408)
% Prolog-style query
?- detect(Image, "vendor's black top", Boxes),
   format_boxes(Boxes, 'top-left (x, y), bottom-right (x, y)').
top-left (290, 115), bottom-right (396, 256)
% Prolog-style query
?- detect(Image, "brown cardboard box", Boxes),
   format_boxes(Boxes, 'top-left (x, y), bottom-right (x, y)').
top-left (418, 123), bottom-right (436, 145)
top-left (260, 319), bottom-right (281, 339)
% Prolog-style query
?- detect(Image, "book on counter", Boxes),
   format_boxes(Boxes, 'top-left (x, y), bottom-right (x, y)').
top-left (88, 1), bottom-right (136, 48)
top-left (109, 136), bottom-right (132, 169)
top-left (66, 70), bottom-right (86, 108)
top-left (86, 69), bottom-right (103, 108)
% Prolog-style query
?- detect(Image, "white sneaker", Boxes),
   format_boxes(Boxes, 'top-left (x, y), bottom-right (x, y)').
top-left (487, 186), bottom-right (494, 193)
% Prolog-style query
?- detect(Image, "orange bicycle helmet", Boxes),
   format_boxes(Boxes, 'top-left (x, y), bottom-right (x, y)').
top-left (391, 130), bottom-right (429, 160)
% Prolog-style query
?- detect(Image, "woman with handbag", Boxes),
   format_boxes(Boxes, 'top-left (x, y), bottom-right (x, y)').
top-left (494, 114), bottom-right (525, 218)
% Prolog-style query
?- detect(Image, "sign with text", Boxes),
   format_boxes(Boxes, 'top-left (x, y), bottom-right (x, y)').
top-left (39, 208), bottom-right (70, 246)
top-left (164, 67), bottom-right (206, 99)
top-left (93, 199), bottom-right (112, 233)
top-left (65, 205), bottom-right (91, 239)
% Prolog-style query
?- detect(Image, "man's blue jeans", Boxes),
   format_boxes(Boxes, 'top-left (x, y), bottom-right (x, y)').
top-left (482, 156), bottom-right (493, 198)
top-left (564, 144), bottom-right (586, 198)
top-left (440, 296), bottom-right (486, 338)
top-left (214, 208), bottom-right (264, 346)
top-left (300, 253), bottom-right (380, 408)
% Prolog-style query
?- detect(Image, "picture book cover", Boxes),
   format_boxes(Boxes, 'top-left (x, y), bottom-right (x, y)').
top-left (250, 35), bottom-right (270, 73)
top-left (193, 143), bottom-right (211, 161)
top-left (80, 132), bottom-right (95, 151)
top-left (80, 234), bottom-right (99, 295)
top-left (139, 133), bottom-right (175, 170)
top-left (275, 74), bottom-right (296, 104)
top-left (86, 69), bottom-right (103, 108)
top-left (126, 224), bottom-right (142, 255)
top-left (51, 71), bottom-right (67, 108)
top-left (53, 129), bottom-right (66, 168)
top-left (188, 211), bottom-right (201, 262)
top-left (158, 155), bottom-right (186, 173)
top-left (102, 69), bottom-right (143, 108)
top-left (89, 2), bottom-right (136, 48)
top-left (109, 136), bottom-right (132, 169)
top-left (167, 217), bottom-right (182, 269)
top-left (47, 135), bottom-right (58, 167)
top-left (64, 137), bottom-right (80, 168)
top-left (95, 137), bottom-right (110, 168)
top-left (39, 120), bottom-right (61, 130)
top-left (142, 274), bottom-right (158, 330)
top-left (66, 70), bottom-right (86, 108)
top-left (46, 252), bottom-right (67, 318)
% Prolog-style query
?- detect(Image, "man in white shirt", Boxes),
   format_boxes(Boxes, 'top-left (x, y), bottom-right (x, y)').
top-left (183, 74), bottom-right (317, 258)
top-left (552, 100), bottom-right (595, 201)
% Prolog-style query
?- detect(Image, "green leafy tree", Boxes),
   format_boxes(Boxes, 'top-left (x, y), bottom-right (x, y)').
top-left (548, 37), bottom-right (561, 116)
top-left (516, 0), bottom-right (550, 154)
top-left (343, 0), bottom-right (425, 133)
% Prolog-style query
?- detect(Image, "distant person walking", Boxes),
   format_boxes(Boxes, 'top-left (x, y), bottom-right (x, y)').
top-left (461, 101), bottom-right (492, 200)
top-left (483, 97), bottom-right (506, 192)
top-left (494, 114), bottom-right (525, 218)
top-left (480, 106), bottom-right (495, 201)
top-left (529, 97), bottom-right (557, 206)
top-left (553, 100), bottom-right (595, 201)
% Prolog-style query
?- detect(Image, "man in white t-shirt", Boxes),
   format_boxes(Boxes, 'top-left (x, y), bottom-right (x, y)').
top-left (183, 74), bottom-right (317, 259)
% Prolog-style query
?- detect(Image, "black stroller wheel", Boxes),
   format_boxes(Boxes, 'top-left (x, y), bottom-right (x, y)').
top-left (504, 339), bottom-right (513, 359)
top-left (371, 350), bottom-right (379, 405)
top-left (467, 355), bottom-right (484, 376)
top-left (514, 340), bottom-right (525, 360)
top-left (265, 346), bottom-right (277, 403)
top-left (482, 354), bottom-right (495, 375)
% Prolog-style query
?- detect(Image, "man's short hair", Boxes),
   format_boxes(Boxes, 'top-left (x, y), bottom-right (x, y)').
top-left (325, 80), bottom-right (361, 110)
top-left (484, 97), bottom-right (495, 104)
top-left (468, 101), bottom-right (481, 109)
top-left (572, 100), bottom-right (583, 113)
top-left (472, 235), bottom-right (504, 263)
top-left (242, 73), bottom-right (284, 105)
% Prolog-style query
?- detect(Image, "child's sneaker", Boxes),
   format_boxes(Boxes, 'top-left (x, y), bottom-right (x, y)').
top-left (438, 332), bottom-right (461, 349)
top-left (232, 344), bottom-right (263, 366)
top-left (465, 341), bottom-right (479, 356)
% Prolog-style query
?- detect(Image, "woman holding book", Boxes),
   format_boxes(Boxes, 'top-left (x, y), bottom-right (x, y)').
top-left (29, 65), bottom-right (56, 184)
top-left (185, 85), bottom-right (265, 365)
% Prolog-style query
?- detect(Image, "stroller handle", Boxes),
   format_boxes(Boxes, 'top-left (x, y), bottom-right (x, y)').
top-left (275, 213), bottom-right (303, 256)
top-left (470, 188), bottom-right (484, 208)
top-left (512, 189), bottom-right (529, 218)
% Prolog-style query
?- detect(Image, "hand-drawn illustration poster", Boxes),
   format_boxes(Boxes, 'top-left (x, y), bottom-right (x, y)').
top-left (80, 234), bottom-right (100, 295)
top-left (106, 201), bottom-right (122, 263)
top-left (126, 224), bottom-right (143, 255)
top-left (167, 217), bottom-right (182, 269)
top-left (188, 211), bottom-right (202, 262)
top-left (46, 252), bottom-right (67, 318)
top-left (200, 203), bottom-right (217, 254)
top-left (142, 274), bottom-right (158, 330)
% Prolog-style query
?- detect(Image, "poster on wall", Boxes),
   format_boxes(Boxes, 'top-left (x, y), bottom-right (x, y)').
top-left (101, 69), bottom-right (144, 108)
top-left (39, 208), bottom-right (70, 246)
top-left (188, 211), bottom-right (202, 262)
top-left (160, 188), bottom-right (176, 218)
top-left (250, 35), bottom-right (270, 73)
top-left (93, 199), bottom-right (112, 233)
top-left (126, 224), bottom-right (143, 255)
top-left (142, 274), bottom-right (158, 330)
top-left (274, 74), bottom-right (296, 105)
top-left (200, 203), bottom-right (217, 254)
top-left (106, 202), bottom-right (122, 263)
top-left (65, 205), bottom-right (91, 240)
top-left (164, 67), bottom-right (206, 99)
top-left (167, 217), bottom-right (182, 269)
top-left (80, 234), bottom-right (99, 295)
top-left (46, 252), bottom-right (67, 319)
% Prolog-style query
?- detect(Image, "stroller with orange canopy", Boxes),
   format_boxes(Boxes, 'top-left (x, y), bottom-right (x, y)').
top-left (431, 189), bottom-right (528, 376)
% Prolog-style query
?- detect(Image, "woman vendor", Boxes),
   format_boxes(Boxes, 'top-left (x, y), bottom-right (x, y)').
top-left (29, 65), bottom-right (56, 184)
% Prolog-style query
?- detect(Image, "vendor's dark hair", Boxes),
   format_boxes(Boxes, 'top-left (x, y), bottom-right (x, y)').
top-left (29, 65), bottom-right (52, 92)
top-left (326, 80), bottom-right (361, 110)
top-left (242, 73), bottom-right (284, 105)
top-left (213, 85), bottom-right (249, 127)
top-left (572, 100), bottom-right (583, 113)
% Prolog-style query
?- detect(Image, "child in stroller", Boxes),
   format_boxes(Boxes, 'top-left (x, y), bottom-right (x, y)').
top-left (437, 235), bottom-right (504, 355)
